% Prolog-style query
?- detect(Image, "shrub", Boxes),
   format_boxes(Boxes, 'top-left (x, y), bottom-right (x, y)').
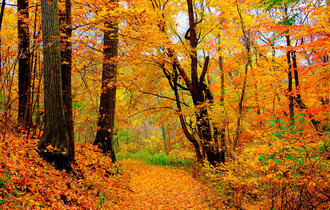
top-left (203, 117), bottom-right (329, 209)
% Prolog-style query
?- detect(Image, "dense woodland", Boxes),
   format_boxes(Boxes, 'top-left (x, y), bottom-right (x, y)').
top-left (0, 0), bottom-right (329, 208)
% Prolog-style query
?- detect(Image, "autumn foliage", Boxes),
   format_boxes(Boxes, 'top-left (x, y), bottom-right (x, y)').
top-left (0, 130), bottom-right (223, 208)
top-left (0, 0), bottom-right (329, 208)
top-left (0, 131), bottom-right (127, 208)
top-left (203, 119), bottom-right (329, 209)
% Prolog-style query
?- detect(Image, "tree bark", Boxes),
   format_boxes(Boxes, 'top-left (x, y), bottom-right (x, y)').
top-left (186, 0), bottom-right (198, 88)
top-left (60, 0), bottom-right (74, 162)
top-left (234, 63), bottom-right (249, 151)
top-left (38, 0), bottom-right (70, 170)
top-left (174, 0), bottom-right (222, 165)
top-left (217, 36), bottom-right (226, 162)
top-left (291, 45), bottom-right (321, 131)
top-left (286, 35), bottom-right (295, 126)
top-left (18, 0), bottom-right (32, 128)
top-left (173, 68), bottom-right (203, 163)
top-left (0, 0), bottom-right (5, 31)
top-left (0, 0), bottom-right (5, 75)
top-left (94, 8), bottom-right (118, 163)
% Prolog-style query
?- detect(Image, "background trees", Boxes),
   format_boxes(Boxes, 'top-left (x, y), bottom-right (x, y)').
top-left (0, 0), bottom-right (328, 201)
top-left (0, 0), bottom-right (328, 207)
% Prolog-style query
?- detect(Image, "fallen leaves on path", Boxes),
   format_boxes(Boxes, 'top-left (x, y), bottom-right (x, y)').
top-left (120, 159), bottom-right (219, 209)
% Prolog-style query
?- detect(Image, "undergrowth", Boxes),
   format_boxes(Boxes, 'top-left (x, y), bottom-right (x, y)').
top-left (199, 117), bottom-right (330, 209)
top-left (119, 151), bottom-right (194, 168)
top-left (0, 132), bottom-right (133, 209)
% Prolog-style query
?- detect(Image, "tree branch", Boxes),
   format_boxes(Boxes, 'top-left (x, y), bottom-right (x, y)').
top-left (199, 55), bottom-right (209, 86)
top-left (127, 106), bottom-right (174, 119)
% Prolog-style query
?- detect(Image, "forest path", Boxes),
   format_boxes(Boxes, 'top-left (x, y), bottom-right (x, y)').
top-left (120, 159), bottom-right (217, 209)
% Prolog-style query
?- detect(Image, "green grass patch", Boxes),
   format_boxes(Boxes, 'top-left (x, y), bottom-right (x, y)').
top-left (119, 151), bottom-right (194, 167)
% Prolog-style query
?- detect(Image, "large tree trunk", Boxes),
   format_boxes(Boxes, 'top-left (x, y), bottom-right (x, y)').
top-left (60, 0), bottom-right (74, 162)
top-left (18, 0), bottom-right (32, 128)
top-left (94, 13), bottom-right (118, 163)
top-left (185, 0), bottom-right (221, 165)
top-left (196, 108), bottom-right (221, 165)
top-left (38, 0), bottom-right (70, 170)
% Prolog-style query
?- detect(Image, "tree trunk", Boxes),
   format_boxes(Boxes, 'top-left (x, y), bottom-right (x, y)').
top-left (156, 0), bottom-right (221, 165)
top-left (162, 63), bottom-right (203, 164)
top-left (234, 62), bottom-right (249, 151)
top-left (0, 0), bottom-right (5, 30)
top-left (18, 0), bottom-right (32, 128)
top-left (218, 34), bottom-right (226, 162)
top-left (186, 0), bottom-right (222, 166)
top-left (173, 70), bottom-right (203, 163)
top-left (196, 108), bottom-right (221, 165)
top-left (0, 0), bottom-right (5, 75)
top-left (94, 13), bottom-right (118, 163)
top-left (291, 50), bottom-right (322, 131)
top-left (60, 0), bottom-right (74, 162)
top-left (161, 124), bottom-right (167, 154)
top-left (234, 5), bottom-right (251, 151)
top-left (284, 7), bottom-right (295, 126)
top-left (286, 35), bottom-right (295, 126)
top-left (38, 0), bottom-right (70, 170)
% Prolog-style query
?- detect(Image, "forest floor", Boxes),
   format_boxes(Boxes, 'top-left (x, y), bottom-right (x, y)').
top-left (119, 159), bottom-right (221, 209)
top-left (0, 131), bottom-right (222, 209)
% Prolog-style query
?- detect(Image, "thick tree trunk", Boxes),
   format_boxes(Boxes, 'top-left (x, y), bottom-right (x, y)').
top-left (60, 0), bottom-right (74, 162)
top-left (18, 0), bottom-right (32, 128)
top-left (186, 0), bottom-right (198, 87)
top-left (196, 109), bottom-right (221, 165)
top-left (186, 0), bottom-right (221, 166)
top-left (38, 0), bottom-right (70, 170)
top-left (94, 16), bottom-right (118, 163)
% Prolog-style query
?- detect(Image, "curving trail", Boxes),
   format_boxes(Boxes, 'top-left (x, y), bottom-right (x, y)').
top-left (119, 160), bottom-right (217, 209)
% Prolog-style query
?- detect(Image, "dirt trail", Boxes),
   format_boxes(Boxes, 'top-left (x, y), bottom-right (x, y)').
top-left (120, 160), bottom-right (216, 209)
